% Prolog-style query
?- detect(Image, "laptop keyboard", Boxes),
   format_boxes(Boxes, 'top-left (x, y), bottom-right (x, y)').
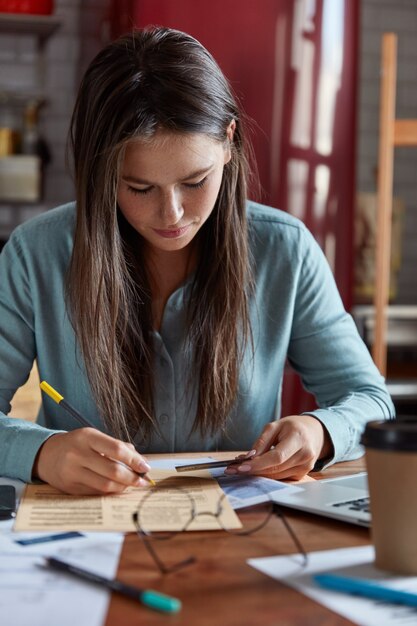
top-left (331, 496), bottom-right (370, 514)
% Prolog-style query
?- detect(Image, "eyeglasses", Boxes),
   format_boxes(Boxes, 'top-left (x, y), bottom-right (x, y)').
top-left (132, 480), bottom-right (308, 574)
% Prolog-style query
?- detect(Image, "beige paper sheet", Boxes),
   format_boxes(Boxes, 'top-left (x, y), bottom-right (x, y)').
top-left (14, 469), bottom-right (242, 532)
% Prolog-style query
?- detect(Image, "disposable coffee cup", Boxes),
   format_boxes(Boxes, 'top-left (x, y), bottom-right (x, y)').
top-left (361, 419), bottom-right (417, 575)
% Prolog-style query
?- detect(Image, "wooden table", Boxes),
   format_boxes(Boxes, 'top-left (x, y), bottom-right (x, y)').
top-left (105, 455), bottom-right (369, 626)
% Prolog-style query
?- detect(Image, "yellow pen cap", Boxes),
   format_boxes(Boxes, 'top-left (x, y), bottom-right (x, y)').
top-left (40, 381), bottom-right (64, 404)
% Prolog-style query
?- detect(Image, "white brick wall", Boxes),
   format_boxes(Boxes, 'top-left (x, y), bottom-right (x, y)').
top-left (358, 0), bottom-right (417, 304)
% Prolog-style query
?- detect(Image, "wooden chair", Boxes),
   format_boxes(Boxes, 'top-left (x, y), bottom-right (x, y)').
top-left (373, 33), bottom-right (417, 375)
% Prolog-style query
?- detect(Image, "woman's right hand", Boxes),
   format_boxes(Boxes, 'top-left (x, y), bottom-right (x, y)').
top-left (32, 428), bottom-right (151, 495)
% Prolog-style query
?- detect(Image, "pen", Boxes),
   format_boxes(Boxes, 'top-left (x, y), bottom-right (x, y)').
top-left (43, 556), bottom-right (181, 613)
top-left (313, 573), bottom-right (417, 607)
top-left (175, 458), bottom-right (243, 472)
top-left (40, 380), bottom-right (94, 427)
top-left (40, 381), bottom-right (155, 486)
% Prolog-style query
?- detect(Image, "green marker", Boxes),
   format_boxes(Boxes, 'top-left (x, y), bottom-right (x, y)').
top-left (43, 556), bottom-right (181, 614)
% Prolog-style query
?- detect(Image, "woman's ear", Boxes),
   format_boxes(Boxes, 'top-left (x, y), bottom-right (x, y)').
top-left (224, 119), bottom-right (236, 164)
top-left (226, 119), bottom-right (236, 143)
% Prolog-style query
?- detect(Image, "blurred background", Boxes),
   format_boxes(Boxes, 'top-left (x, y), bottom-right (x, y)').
top-left (1, 0), bottom-right (416, 418)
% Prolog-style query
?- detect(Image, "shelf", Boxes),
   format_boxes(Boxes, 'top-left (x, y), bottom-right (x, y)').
top-left (0, 13), bottom-right (60, 42)
top-left (352, 305), bottom-right (417, 318)
top-left (387, 380), bottom-right (417, 400)
top-left (0, 12), bottom-right (62, 238)
top-left (352, 305), bottom-right (417, 348)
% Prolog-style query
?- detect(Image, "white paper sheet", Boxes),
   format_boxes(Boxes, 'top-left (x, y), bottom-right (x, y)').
top-left (248, 545), bottom-right (417, 626)
top-left (0, 477), bottom-right (124, 626)
top-left (215, 474), bottom-right (302, 509)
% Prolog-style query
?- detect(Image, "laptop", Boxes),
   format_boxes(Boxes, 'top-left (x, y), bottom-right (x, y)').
top-left (271, 472), bottom-right (371, 527)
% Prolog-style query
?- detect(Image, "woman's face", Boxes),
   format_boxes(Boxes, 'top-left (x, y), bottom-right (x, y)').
top-left (117, 129), bottom-right (231, 256)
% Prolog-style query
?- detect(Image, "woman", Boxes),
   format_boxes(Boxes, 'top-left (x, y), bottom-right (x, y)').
top-left (0, 27), bottom-right (394, 494)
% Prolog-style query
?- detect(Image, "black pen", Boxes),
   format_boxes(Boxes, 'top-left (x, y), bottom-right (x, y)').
top-left (175, 458), bottom-right (243, 472)
top-left (40, 381), bottom-right (155, 486)
top-left (42, 556), bottom-right (181, 613)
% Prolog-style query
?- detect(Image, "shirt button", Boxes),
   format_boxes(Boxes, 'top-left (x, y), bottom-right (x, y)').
top-left (159, 414), bottom-right (169, 424)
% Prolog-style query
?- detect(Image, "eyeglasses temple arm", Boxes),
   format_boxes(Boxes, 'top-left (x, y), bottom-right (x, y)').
top-left (273, 504), bottom-right (308, 567)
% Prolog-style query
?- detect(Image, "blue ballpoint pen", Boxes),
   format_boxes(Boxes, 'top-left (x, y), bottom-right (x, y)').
top-left (314, 573), bottom-right (417, 607)
top-left (43, 556), bottom-right (182, 614)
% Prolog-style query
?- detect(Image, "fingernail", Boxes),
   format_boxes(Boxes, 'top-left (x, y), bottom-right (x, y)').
top-left (224, 467), bottom-right (238, 475)
top-left (237, 464), bottom-right (252, 472)
top-left (245, 450), bottom-right (257, 458)
top-left (141, 461), bottom-right (151, 471)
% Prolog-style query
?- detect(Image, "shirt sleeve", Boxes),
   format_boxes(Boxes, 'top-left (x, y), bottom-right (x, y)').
top-left (0, 231), bottom-right (63, 482)
top-left (287, 226), bottom-right (395, 468)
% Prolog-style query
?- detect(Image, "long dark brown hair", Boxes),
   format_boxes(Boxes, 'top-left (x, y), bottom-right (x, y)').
top-left (68, 27), bottom-right (253, 443)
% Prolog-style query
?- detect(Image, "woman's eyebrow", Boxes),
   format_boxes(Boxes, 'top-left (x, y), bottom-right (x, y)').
top-left (122, 165), bottom-right (215, 186)
top-left (180, 165), bottom-right (214, 182)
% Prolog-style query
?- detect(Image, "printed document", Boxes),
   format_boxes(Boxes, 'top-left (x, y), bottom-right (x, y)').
top-left (14, 470), bottom-right (241, 532)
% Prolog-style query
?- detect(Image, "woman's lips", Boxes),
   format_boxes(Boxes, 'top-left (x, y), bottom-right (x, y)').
top-left (152, 224), bottom-right (192, 239)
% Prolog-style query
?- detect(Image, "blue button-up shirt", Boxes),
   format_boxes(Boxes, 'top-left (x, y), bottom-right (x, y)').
top-left (0, 202), bottom-right (394, 482)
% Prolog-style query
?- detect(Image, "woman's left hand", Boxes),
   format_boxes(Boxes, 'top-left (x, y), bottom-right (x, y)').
top-left (225, 415), bottom-right (333, 481)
